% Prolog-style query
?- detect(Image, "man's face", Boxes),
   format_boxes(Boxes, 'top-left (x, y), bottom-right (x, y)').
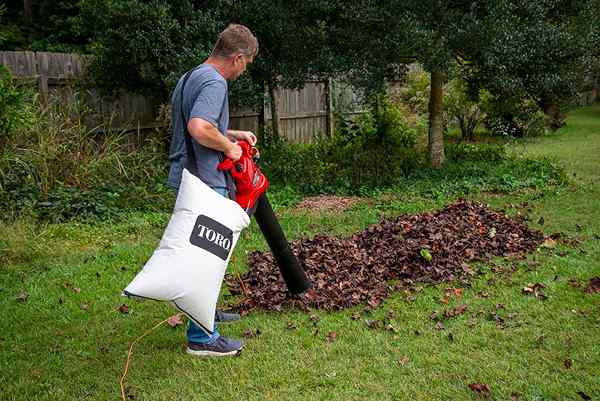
top-left (232, 53), bottom-right (254, 80)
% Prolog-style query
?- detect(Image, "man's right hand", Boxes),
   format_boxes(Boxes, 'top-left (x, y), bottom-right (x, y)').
top-left (225, 142), bottom-right (242, 162)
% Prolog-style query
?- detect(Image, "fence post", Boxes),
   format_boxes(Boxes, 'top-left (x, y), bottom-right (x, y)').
top-left (325, 77), bottom-right (334, 137)
top-left (37, 53), bottom-right (49, 106)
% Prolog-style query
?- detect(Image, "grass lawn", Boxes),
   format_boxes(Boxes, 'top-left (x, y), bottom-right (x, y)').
top-left (1, 105), bottom-right (599, 401)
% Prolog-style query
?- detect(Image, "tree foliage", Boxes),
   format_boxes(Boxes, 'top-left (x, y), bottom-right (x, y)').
top-left (81, 0), bottom-right (220, 98)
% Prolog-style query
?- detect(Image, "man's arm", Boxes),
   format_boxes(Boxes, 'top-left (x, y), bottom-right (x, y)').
top-left (188, 118), bottom-right (242, 161)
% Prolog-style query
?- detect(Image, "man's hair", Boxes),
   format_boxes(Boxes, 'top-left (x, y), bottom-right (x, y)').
top-left (211, 24), bottom-right (258, 59)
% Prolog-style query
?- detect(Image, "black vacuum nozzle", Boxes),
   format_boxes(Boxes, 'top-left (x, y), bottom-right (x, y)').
top-left (253, 193), bottom-right (311, 294)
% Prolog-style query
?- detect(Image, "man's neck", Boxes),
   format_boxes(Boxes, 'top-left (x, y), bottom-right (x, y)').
top-left (204, 57), bottom-right (231, 80)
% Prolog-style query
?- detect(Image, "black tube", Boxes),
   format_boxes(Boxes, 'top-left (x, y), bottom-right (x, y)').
top-left (253, 193), bottom-right (311, 294)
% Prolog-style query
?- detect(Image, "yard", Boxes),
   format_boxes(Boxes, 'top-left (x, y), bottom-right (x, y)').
top-left (1, 105), bottom-right (599, 401)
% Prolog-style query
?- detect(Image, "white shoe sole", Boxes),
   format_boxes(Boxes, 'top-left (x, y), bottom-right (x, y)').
top-left (186, 347), bottom-right (242, 357)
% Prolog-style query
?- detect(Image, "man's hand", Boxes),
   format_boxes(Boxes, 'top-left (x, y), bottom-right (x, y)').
top-left (225, 142), bottom-right (242, 162)
top-left (228, 130), bottom-right (257, 146)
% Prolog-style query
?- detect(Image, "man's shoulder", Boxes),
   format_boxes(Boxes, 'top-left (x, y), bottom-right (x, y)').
top-left (190, 64), bottom-right (227, 87)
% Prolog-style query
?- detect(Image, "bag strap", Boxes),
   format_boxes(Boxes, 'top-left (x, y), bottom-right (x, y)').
top-left (179, 66), bottom-right (236, 199)
top-left (179, 67), bottom-right (201, 177)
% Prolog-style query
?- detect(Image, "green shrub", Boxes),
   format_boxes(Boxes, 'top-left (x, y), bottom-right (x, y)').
top-left (0, 91), bottom-right (173, 222)
top-left (259, 98), bottom-right (420, 196)
top-left (0, 65), bottom-right (35, 143)
top-left (481, 93), bottom-right (546, 138)
top-left (400, 68), bottom-right (430, 115)
top-left (444, 79), bottom-right (485, 141)
top-left (445, 143), bottom-right (507, 162)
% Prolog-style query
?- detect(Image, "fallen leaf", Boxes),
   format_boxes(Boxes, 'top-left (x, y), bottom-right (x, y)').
top-left (309, 314), bottom-right (320, 323)
top-left (16, 292), bottom-right (28, 302)
top-left (365, 319), bottom-right (381, 329)
top-left (117, 304), bottom-right (129, 314)
top-left (398, 356), bottom-right (409, 366)
top-left (523, 283), bottom-right (547, 299)
top-left (73, 287), bottom-right (81, 293)
top-left (350, 312), bottom-right (361, 321)
top-left (167, 314), bottom-right (184, 328)
top-left (488, 227), bottom-right (497, 238)
top-left (326, 331), bottom-right (337, 342)
top-left (584, 276), bottom-right (600, 293)
top-left (542, 238), bottom-right (557, 249)
top-left (468, 383), bottom-right (491, 396)
top-left (564, 359), bottom-right (572, 369)
top-left (242, 329), bottom-right (261, 338)
top-left (81, 304), bottom-right (89, 310)
top-left (444, 304), bottom-right (468, 319)
top-left (420, 248), bottom-right (433, 262)
top-left (510, 392), bottom-right (521, 401)
top-left (434, 321), bottom-right (445, 330)
top-left (286, 321), bottom-right (297, 330)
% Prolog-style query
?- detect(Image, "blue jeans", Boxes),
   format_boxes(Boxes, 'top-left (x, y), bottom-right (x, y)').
top-left (186, 186), bottom-right (229, 344)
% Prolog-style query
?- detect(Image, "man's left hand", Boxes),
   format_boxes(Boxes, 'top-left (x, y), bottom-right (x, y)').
top-left (228, 130), bottom-right (257, 146)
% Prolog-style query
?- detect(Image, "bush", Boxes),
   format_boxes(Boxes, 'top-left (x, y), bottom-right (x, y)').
top-left (259, 98), bottom-right (420, 195)
top-left (0, 91), bottom-right (173, 222)
top-left (0, 65), bottom-right (35, 143)
top-left (445, 143), bottom-right (507, 162)
top-left (444, 79), bottom-right (484, 141)
top-left (481, 93), bottom-right (546, 138)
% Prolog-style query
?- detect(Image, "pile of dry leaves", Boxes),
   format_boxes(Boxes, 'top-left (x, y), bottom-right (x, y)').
top-left (227, 200), bottom-right (545, 313)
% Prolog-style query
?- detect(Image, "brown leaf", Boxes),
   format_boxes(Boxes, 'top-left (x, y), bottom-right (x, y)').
top-left (434, 321), bottom-right (445, 330)
top-left (117, 304), bottom-right (129, 314)
top-left (468, 383), bottom-right (491, 396)
top-left (510, 392), bottom-right (521, 401)
top-left (398, 356), bottom-right (409, 366)
top-left (365, 319), bottom-right (381, 329)
top-left (73, 287), bottom-right (81, 293)
top-left (326, 331), bottom-right (336, 342)
top-left (242, 329), bottom-right (261, 338)
top-left (81, 304), bottom-right (89, 310)
top-left (167, 314), bottom-right (184, 328)
top-left (564, 359), bottom-right (572, 369)
top-left (350, 312), bottom-right (361, 321)
top-left (584, 276), bottom-right (600, 293)
top-left (309, 314), bottom-right (320, 323)
top-left (286, 321), bottom-right (297, 330)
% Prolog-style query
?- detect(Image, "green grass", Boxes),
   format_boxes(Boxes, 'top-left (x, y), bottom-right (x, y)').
top-left (1, 106), bottom-right (600, 401)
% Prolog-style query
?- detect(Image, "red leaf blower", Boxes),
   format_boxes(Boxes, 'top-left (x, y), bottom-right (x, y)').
top-left (218, 140), bottom-right (311, 295)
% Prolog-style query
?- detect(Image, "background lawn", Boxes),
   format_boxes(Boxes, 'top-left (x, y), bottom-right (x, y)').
top-left (1, 106), bottom-right (599, 401)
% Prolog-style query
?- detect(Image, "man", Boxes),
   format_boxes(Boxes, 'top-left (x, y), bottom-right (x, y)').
top-left (167, 24), bottom-right (258, 357)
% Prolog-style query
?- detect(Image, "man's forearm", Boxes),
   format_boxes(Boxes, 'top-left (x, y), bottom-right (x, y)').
top-left (189, 122), bottom-right (233, 153)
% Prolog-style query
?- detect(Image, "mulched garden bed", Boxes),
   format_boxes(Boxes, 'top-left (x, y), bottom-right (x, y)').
top-left (226, 200), bottom-right (545, 313)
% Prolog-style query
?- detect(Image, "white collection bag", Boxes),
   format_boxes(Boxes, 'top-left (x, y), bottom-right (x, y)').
top-left (123, 168), bottom-right (250, 334)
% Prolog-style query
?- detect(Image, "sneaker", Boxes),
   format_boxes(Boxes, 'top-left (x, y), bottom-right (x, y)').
top-left (186, 336), bottom-right (243, 357)
top-left (215, 309), bottom-right (241, 323)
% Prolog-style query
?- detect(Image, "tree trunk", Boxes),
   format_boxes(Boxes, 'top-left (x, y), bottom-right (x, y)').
top-left (540, 94), bottom-right (565, 131)
top-left (268, 79), bottom-right (280, 142)
top-left (428, 70), bottom-right (445, 168)
top-left (257, 82), bottom-right (266, 142)
top-left (23, 0), bottom-right (33, 21)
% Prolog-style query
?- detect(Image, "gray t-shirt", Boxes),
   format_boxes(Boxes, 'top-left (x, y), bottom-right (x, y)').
top-left (167, 64), bottom-right (230, 190)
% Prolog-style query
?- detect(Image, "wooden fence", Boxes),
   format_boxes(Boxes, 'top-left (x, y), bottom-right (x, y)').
top-left (0, 51), bottom-right (370, 143)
